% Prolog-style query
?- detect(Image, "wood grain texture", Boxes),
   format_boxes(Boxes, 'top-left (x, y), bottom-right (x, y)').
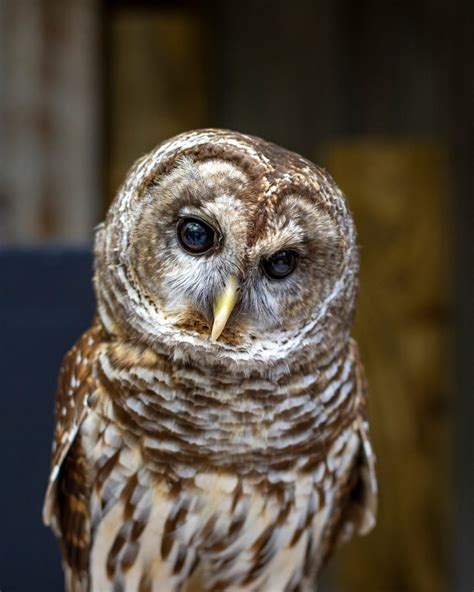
top-left (0, 0), bottom-right (100, 243)
top-left (106, 7), bottom-right (208, 207)
top-left (325, 139), bottom-right (453, 592)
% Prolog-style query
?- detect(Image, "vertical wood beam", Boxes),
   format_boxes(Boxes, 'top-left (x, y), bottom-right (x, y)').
top-left (1, 0), bottom-right (101, 243)
top-left (326, 139), bottom-right (453, 592)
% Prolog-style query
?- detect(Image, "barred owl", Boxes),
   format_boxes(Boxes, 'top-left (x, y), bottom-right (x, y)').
top-left (43, 129), bottom-right (377, 592)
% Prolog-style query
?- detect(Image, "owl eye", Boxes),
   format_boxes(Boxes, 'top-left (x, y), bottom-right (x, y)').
top-left (177, 217), bottom-right (216, 254)
top-left (262, 250), bottom-right (299, 280)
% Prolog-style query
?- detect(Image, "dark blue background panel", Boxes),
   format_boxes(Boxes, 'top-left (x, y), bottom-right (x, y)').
top-left (0, 248), bottom-right (95, 591)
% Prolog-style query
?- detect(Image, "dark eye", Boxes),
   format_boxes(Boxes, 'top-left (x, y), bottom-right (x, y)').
top-left (261, 250), bottom-right (299, 280)
top-left (177, 217), bottom-right (216, 254)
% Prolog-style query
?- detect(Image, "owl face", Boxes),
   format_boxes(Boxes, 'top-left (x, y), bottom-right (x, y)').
top-left (95, 130), bottom-right (358, 370)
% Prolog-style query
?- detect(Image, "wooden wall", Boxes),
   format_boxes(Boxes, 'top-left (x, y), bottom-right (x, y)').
top-left (325, 141), bottom-right (453, 592)
top-left (105, 4), bottom-right (209, 207)
top-left (0, 0), bottom-right (101, 243)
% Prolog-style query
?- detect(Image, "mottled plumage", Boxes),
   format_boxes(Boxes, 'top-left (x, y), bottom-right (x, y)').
top-left (44, 129), bottom-right (377, 591)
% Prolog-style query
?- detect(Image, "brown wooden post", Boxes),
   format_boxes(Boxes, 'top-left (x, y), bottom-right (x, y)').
top-left (1, 0), bottom-right (101, 243)
top-left (105, 6), bottom-right (208, 207)
top-left (325, 139), bottom-right (453, 592)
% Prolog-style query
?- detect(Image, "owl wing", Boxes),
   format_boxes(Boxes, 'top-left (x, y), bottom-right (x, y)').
top-left (43, 322), bottom-right (104, 581)
top-left (337, 338), bottom-right (378, 543)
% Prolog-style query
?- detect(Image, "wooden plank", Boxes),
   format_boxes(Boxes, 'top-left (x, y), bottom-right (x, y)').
top-left (325, 139), bottom-right (453, 592)
top-left (448, 4), bottom-right (474, 589)
top-left (1, 0), bottom-right (45, 242)
top-left (0, 0), bottom-right (101, 243)
top-left (210, 0), bottom-right (340, 159)
top-left (105, 6), bottom-right (208, 205)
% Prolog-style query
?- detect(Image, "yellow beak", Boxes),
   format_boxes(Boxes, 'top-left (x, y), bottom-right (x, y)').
top-left (210, 275), bottom-right (238, 341)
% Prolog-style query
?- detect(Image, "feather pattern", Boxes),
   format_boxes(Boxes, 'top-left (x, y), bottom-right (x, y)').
top-left (43, 129), bottom-right (377, 591)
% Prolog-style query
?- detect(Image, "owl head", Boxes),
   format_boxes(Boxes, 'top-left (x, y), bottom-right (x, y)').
top-left (94, 129), bottom-right (358, 374)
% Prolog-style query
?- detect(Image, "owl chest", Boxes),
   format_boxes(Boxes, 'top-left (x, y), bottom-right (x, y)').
top-left (80, 402), bottom-right (359, 591)
top-left (94, 352), bottom-right (355, 478)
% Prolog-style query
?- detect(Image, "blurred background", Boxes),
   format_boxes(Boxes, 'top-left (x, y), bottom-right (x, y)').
top-left (0, 0), bottom-right (473, 591)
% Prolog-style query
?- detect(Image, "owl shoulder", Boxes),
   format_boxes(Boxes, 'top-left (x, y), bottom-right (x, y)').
top-left (42, 319), bottom-right (106, 529)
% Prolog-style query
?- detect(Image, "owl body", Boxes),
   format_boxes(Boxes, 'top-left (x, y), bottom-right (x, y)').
top-left (44, 129), bottom-right (376, 591)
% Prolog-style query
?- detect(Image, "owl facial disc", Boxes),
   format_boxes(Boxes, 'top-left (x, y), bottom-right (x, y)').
top-left (211, 275), bottom-right (238, 341)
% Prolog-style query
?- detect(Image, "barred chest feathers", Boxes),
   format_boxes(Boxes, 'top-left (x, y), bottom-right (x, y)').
top-left (77, 334), bottom-right (371, 592)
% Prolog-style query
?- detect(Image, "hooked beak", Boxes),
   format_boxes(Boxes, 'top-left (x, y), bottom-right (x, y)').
top-left (210, 275), bottom-right (238, 341)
